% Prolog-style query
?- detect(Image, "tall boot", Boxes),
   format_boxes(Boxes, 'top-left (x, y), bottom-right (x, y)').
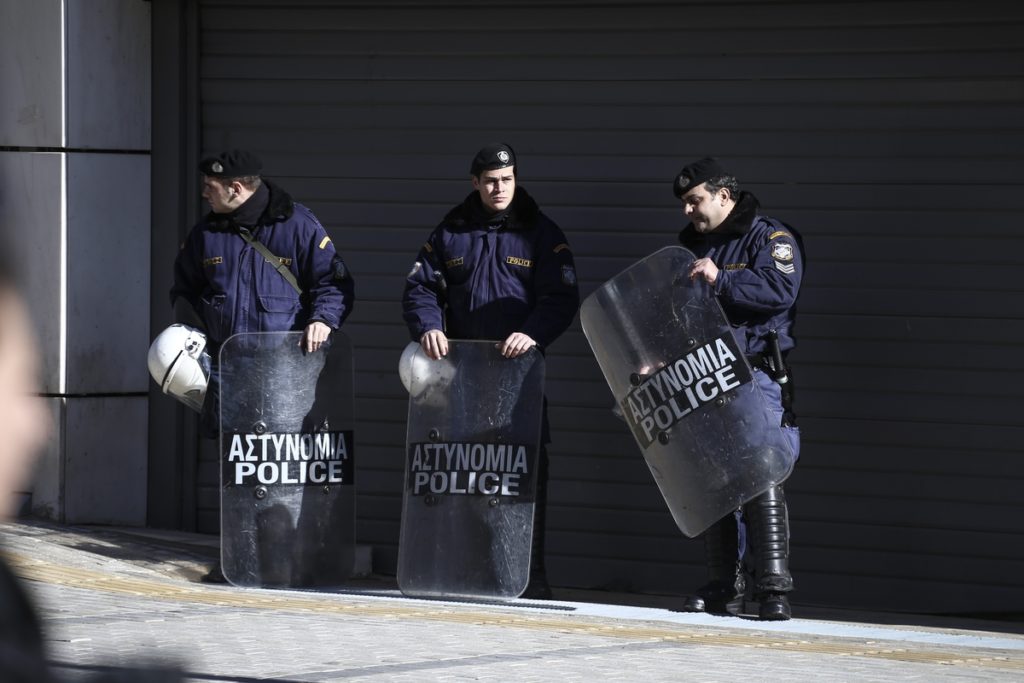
top-left (746, 484), bottom-right (793, 620)
top-left (680, 512), bottom-right (745, 615)
top-left (522, 447), bottom-right (552, 599)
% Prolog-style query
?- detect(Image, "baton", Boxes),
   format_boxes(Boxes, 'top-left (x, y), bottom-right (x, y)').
top-left (766, 330), bottom-right (789, 385)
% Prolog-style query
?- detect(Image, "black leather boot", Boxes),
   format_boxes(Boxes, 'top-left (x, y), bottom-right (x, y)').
top-left (746, 485), bottom-right (793, 621)
top-left (759, 593), bottom-right (792, 621)
top-left (680, 513), bottom-right (745, 615)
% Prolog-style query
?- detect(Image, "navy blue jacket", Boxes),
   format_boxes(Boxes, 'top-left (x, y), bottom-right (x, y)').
top-left (402, 188), bottom-right (579, 349)
top-left (171, 181), bottom-right (354, 346)
top-left (679, 192), bottom-right (803, 356)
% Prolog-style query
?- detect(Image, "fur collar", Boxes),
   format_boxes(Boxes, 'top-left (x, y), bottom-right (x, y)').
top-left (204, 179), bottom-right (294, 231)
top-left (678, 191), bottom-right (760, 248)
top-left (444, 186), bottom-right (542, 231)
top-left (258, 180), bottom-right (295, 224)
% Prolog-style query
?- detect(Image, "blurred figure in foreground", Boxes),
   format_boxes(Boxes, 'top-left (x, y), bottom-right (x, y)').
top-left (0, 241), bottom-right (181, 682)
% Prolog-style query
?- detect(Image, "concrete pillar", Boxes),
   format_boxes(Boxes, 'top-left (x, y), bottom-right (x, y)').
top-left (0, 0), bottom-right (151, 525)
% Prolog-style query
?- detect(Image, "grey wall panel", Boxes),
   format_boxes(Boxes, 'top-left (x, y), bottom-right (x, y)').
top-left (0, 0), bottom-right (63, 147)
top-left (194, 0), bottom-right (1024, 612)
top-left (66, 154), bottom-right (151, 394)
top-left (66, 0), bottom-right (152, 150)
top-left (64, 396), bottom-right (148, 525)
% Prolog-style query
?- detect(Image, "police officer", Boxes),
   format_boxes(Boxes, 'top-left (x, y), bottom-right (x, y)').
top-left (402, 143), bottom-right (580, 598)
top-left (673, 157), bottom-right (803, 621)
top-left (171, 150), bottom-right (355, 434)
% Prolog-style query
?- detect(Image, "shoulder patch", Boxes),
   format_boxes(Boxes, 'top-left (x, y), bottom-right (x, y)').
top-left (318, 236), bottom-right (332, 250)
top-left (775, 261), bottom-right (796, 275)
top-left (423, 242), bottom-right (433, 253)
top-left (553, 243), bottom-right (571, 254)
top-left (768, 230), bottom-right (791, 241)
top-left (771, 242), bottom-right (794, 262)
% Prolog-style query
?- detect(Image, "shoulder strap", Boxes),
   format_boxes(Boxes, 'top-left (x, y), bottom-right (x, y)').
top-left (237, 227), bottom-right (304, 296)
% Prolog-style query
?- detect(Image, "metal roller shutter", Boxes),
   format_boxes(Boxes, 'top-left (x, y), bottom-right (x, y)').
top-left (194, 0), bottom-right (1024, 613)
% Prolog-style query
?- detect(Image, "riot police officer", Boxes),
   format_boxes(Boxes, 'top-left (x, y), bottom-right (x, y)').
top-left (673, 157), bottom-right (803, 620)
top-left (170, 150), bottom-right (355, 434)
top-left (402, 143), bottom-right (580, 598)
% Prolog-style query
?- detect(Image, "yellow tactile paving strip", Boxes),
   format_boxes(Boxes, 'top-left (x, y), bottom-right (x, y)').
top-left (7, 551), bottom-right (1023, 672)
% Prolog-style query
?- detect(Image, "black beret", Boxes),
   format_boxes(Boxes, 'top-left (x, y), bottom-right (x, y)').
top-left (672, 157), bottom-right (729, 198)
top-left (199, 149), bottom-right (263, 178)
top-left (470, 142), bottom-right (516, 176)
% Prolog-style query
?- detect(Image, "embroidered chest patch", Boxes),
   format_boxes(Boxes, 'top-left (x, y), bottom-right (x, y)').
top-left (203, 256), bottom-right (223, 267)
top-left (445, 256), bottom-right (464, 268)
top-left (506, 256), bottom-right (533, 268)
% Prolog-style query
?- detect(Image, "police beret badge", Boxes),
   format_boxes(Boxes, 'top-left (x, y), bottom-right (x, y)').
top-left (199, 149), bottom-right (263, 177)
top-left (470, 143), bottom-right (517, 175)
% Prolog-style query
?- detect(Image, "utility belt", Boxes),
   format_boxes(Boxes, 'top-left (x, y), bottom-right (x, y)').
top-left (748, 330), bottom-right (797, 428)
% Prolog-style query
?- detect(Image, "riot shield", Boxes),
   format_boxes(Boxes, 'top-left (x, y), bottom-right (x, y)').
top-left (397, 340), bottom-right (545, 600)
top-left (219, 331), bottom-right (356, 588)
top-left (581, 246), bottom-right (794, 538)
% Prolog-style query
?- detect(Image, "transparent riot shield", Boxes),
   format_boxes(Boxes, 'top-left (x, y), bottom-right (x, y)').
top-left (397, 340), bottom-right (545, 600)
top-left (219, 331), bottom-right (355, 588)
top-left (581, 246), bottom-right (794, 538)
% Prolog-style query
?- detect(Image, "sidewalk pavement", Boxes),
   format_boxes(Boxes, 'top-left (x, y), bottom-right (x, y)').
top-left (2, 520), bottom-right (1022, 682)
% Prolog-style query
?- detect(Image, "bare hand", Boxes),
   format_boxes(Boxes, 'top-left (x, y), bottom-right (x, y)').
top-left (420, 329), bottom-right (449, 360)
top-left (689, 258), bottom-right (719, 285)
top-left (498, 332), bottom-right (537, 358)
top-left (302, 321), bottom-right (331, 353)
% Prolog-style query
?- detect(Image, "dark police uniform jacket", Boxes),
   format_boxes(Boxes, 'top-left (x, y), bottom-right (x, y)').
top-left (171, 181), bottom-right (354, 347)
top-left (678, 192), bottom-right (804, 357)
top-left (402, 188), bottom-right (580, 349)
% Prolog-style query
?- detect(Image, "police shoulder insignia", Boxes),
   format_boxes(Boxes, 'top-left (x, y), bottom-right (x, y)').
top-left (553, 243), bottom-right (571, 254)
top-left (318, 236), bottom-right (332, 250)
top-left (775, 261), bottom-right (796, 274)
top-left (561, 265), bottom-right (577, 286)
top-left (771, 242), bottom-right (794, 262)
top-left (768, 230), bottom-right (791, 241)
top-left (423, 242), bottom-right (433, 253)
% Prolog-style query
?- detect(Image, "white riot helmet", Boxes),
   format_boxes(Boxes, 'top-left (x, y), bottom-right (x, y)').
top-left (398, 340), bottom-right (456, 408)
top-left (148, 324), bottom-right (211, 413)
